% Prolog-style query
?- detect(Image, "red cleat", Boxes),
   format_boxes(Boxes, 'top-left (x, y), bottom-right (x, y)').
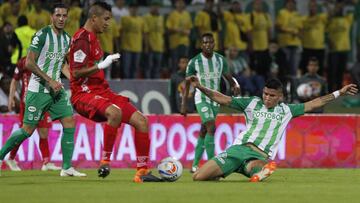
top-left (249, 161), bottom-right (277, 182)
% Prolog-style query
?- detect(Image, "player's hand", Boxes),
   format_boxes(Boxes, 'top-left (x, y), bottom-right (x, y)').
top-left (232, 85), bottom-right (241, 96)
top-left (339, 84), bottom-right (358, 96)
top-left (49, 79), bottom-right (63, 93)
top-left (98, 53), bottom-right (121, 69)
top-left (180, 104), bottom-right (187, 117)
top-left (8, 97), bottom-right (15, 112)
top-left (187, 76), bottom-right (200, 88)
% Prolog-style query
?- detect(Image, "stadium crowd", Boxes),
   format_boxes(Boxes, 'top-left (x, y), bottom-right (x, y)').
top-left (0, 0), bottom-right (359, 113)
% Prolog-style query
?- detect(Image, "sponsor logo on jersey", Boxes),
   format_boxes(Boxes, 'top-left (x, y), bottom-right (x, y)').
top-left (46, 51), bottom-right (66, 60)
top-left (199, 72), bottom-right (221, 80)
top-left (201, 107), bottom-right (208, 112)
top-left (32, 36), bottom-right (39, 46)
top-left (74, 49), bottom-right (86, 63)
top-left (253, 111), bottom-right (284, 121)
top-left (28, 106), bottom-right (36, 112)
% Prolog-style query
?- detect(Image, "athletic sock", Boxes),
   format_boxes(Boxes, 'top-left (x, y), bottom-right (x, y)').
top-left (204, 134), bottom-right (215, 159)
top-left (192, 136), bottom-right (205, 167)
top-left (61, 128), bottom-right (75, 170)
top-left (39, 137), bottom-right (50, 164)
top-left (101, 124), bottom-right (118, 164)
top-left (0, 128), bottom-right (30, 160)
top-left (9, 144), bottom-right (21, 160)
top-left (134, 131), bottom-right (150, 170)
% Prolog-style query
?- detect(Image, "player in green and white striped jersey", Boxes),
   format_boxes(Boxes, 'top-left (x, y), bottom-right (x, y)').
top-left (181, 33), bottom-right (240, 173)
top-left (188, 76), bottom-right (358, 182)
top-left (0, 3), bottom-right (86, 177)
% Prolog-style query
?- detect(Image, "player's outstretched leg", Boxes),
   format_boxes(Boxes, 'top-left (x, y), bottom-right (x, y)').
top-left (249, 161), bottom-right (277, 182)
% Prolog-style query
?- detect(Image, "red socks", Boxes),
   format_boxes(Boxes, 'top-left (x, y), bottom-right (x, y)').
top-left (39, 138), bottom-right (50, 164)
top-left (101, 124), bottom-right (118, 164)
top-left (134, 132), bottom-right (150, 170)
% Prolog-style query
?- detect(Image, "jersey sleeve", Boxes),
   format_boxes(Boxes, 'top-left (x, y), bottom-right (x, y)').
top-left (186, 59), bottom-right (196, 77)
top-left (288, 103), bottom-right (305, 118)
top-left (71, 38), bottom-right (90, 70)
top-left (28, 29), bottom-right (46, 53)
top-left (222, 56), bottom-right (229, 75)
top-left (229, 96), bottom-right (254, 111)
top-left (13, 66), bottom-right (21, 81)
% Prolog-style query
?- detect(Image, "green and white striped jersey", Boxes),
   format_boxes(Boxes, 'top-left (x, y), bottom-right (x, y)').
top-left (230, 96), bottom-right (305, 159)
top-left (186, 52), bottom-right (229, 106)
top-left (28, 26), bottom-right (71, 93)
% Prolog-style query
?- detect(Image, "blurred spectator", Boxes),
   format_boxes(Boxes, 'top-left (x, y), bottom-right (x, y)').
top-left (0, 75), bottom-right (12, 113)
top-left (222, 0), bottom-right (251, 60)
top-left (11, 15), bottom-right (36, 65)
top-left (249, 0), bottom-right (272, 79)
top-left (99, 18), bottom-right (121, 79)
top-left (166, 0), bottom-right (192, 73)
top-left (300, 0), bottom-right (327, 76)
top-left (0, 22), bottom-right (21, 77)
top-left (327, 1), bottom-right (353, 91)
top-left (296, 57), bottom-right (328, 113)
top-left (194, 0), bottom-right (222, 51)
top-left (120, 3), bottom-right (147, 78)
top-left (226, 46), bottom-right (264, 96)
top-left (351, 44), bottom-right (360, 89)
top-left (169, 56), bottom-right (195, 113)
top-left (112, 0), bottom-right (129, 23)
top-left (268, 40), bottom-right (288, 83)
top-left (143, 2), bottom-right (164, 79)
top-left (64, 0), bottom-right (83, 36)
top-left (276, 0), bottom-right (303, 77)
top-left (26, 0), bottom-right (50, 30)
top-left (2, 1), bottom-right (21, 28)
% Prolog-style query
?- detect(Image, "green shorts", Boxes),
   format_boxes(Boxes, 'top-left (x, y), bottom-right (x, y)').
top-left (212, 144), bottom-right (268, 177)
top-left (195, 102), bottom-right (219, 123)
top-left (23, 89), bottom-right (73, 126)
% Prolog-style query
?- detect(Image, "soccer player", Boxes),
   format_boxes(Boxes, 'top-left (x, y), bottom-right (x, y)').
top-left (181, 33), bottom-right (241, 173)
top-left (187, 76), bottom-right (358, 181)
top-left (7, 57), bottom-right (61, 171)
top-left (0, 3), bottom-right (86, 177)
top-left (68, 1), bottom-right (153, 182)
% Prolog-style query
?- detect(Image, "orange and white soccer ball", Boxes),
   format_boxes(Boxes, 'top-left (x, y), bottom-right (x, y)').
top-left (157, 157), bottom-right (183, 182)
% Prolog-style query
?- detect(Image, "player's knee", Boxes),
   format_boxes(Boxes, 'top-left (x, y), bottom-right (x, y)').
top-left (136, 115), bottom-right (148, 131)
top-left (107, 109), bottom-right (122, 125)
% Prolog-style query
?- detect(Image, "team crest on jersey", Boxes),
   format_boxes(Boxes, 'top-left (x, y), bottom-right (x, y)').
top-left (201, 107), bottom-right (208, 112)
top-left (74, 49), bottom-right (86, 63)
top-left (28, 106), bottom-right (36, 112)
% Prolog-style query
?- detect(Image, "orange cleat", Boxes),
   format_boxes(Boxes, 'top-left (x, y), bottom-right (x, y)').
top-left (133, 168), bottom-right (151, 183)
top-left (249, 161), bottom-right (277, 182)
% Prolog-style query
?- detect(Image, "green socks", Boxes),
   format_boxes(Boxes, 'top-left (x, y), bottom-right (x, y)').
top-left (0, 128), bottom-right (30, 160)
top-left (61, 128), bottom-right (75, 169)
top-left (205, 134), bottom-right (215, 159)
top-left (192, 136), bottom-right (205, 167)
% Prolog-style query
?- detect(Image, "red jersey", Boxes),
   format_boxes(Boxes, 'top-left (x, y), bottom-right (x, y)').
top-left (69, 28), bottom-right (110, 103)
top-left (13, 57), bottom-right (31, 103)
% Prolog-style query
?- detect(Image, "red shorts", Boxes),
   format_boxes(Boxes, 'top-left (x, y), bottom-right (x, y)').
top-left (19, 102), bottom-right (51, 128)
top-left (72, 90), bottom-right (137, 123)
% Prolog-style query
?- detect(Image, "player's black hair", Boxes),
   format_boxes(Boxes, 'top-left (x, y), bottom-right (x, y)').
top-left (201, 33), bottom-right (214, 40)
top-left (265, 78), bottom-right (283, 92)
top-left (51, 2), bottom-right (68, 14)
top-left (17, 15), bottom-right (28, 27)
top-left (308, 57), bottom-right (319, 64)
top-left (88, 1), bottom-right (112, 18)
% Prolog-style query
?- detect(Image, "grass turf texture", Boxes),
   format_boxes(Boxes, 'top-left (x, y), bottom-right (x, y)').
top-left (1, 169), bottom-right (360, 203)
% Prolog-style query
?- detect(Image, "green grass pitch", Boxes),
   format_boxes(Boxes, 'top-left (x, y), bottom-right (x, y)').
top-left (1, 169), bottom-right (360, 203)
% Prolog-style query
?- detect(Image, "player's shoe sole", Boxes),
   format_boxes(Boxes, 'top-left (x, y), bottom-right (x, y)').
top-left (250, 161), bottom-right (277, 182)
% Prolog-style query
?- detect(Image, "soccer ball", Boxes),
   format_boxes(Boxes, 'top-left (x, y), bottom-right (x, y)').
top-left (297, 83), bottom-right (313, 98)
top-left (157, 157), bottom-right (183, 182)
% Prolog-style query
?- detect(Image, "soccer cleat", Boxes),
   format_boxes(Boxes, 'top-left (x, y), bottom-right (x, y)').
top-left (134, 169), bottom-right (163, 182)
top-left (190, 166), bottom-right (198, 173)
top-left (98, 164), bottom-right (111, 178)
top-left (5, 159), bottom-right (21, 171)
top-left (60, 167), bottom-right (87, 177)
top-left (249, 161), bottom-right (277, 182)
top-left (41, 162), bottom-right (62, 171)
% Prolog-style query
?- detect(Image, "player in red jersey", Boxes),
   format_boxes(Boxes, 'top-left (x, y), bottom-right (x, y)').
top-left (69, 1), bottom-right (153, 182)
top-left (7, 57), bottom-right (61, 171)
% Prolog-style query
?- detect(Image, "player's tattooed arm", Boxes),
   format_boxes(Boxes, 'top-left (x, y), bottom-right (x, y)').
top-left (187, 76), bottom-right (232, 105)
top-left (304, 84), bottom-right (358, 113)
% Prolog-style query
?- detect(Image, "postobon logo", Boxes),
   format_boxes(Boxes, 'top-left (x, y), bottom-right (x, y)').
top-left (28, 106), bottom-right (36, 112)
